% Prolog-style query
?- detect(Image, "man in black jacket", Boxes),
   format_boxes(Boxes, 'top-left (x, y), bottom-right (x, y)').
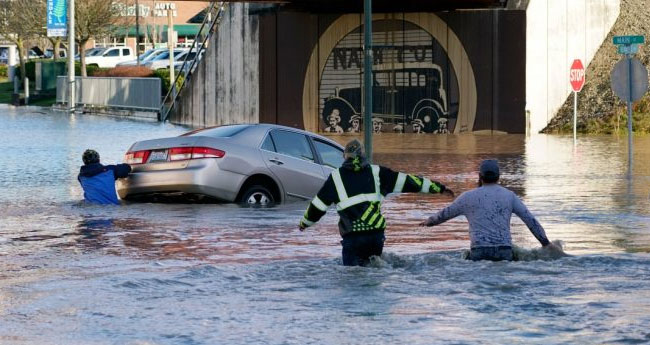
top-left (299, 139), bottom-right (454, 266)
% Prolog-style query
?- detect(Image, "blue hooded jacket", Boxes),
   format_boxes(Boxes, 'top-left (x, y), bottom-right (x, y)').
top-left (78, 163), bottom-right (132, 205)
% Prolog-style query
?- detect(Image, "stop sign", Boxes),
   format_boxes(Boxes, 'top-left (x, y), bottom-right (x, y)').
top-left (570, 59), bottom-right (585, 92)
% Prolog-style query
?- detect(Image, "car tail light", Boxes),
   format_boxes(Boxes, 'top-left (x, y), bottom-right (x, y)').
top-left (191, 147), bottom-right (225, 159)
top-left (169, 147), bottom-right (193, 161)
top-left (124, 150), bottom-right (150, 164)
top-left (169, 147), bottom-right (225, 161)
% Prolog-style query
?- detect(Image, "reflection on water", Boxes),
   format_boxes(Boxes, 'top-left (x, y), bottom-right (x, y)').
top-left (0, 108), bottom-right (649, 344)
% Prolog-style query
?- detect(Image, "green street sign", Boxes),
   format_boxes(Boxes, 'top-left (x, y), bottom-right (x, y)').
top-left (618, 44), bottom-right (639, 54)
top-left (613, 35), bottom-right (645, 45)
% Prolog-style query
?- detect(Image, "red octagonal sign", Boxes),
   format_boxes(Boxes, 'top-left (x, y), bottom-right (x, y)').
top-left (570, 59), bottom-right (585, 92)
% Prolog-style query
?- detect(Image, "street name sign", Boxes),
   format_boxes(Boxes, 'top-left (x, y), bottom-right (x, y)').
top-left (613, 35), bottom-right (645, 45)
top-left (618, 44), bottom-right (639, 55)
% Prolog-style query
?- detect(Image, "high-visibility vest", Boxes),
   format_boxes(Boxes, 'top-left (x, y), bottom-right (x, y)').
top-left (330, 165), bottom-right (383, 211)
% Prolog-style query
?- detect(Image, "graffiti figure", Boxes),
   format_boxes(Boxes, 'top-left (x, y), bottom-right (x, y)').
top-left (372, 117), bottom-right (384, 134)
top-left (436, 117), bottom-right (449, 134)
top-left (347, 115), bottom-right (361, 133)
top-left (392, 123), bottom-right (405, 133)
top-left (412, 119), bottom-right (425, 134)
top-left (324, 109), bottom-right (344, 133)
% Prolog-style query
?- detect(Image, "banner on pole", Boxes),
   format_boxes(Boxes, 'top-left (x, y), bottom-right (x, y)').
top-left (47, 0), bottom-right (67, 37)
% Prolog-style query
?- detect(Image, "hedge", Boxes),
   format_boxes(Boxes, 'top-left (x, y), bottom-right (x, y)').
top-left (0, 64), bottom-right (7, 78)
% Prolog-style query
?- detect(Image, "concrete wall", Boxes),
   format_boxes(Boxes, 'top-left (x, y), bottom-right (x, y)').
top-left (170, 3), bottom-right (259, 127)
top-left (526, 0), bottom-right (619, 133)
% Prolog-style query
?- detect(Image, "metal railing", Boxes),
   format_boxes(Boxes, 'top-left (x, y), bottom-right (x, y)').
top-left (57, 76), bottom-right (162, 111)
top-left (159, 1), bottom-right (226, 122)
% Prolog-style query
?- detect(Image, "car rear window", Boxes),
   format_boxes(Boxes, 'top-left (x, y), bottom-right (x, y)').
top-left (181, 124), bottom-right (251, 138)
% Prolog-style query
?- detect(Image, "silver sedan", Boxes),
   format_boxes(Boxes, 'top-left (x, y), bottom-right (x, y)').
top-left (117, 124), bottom-right (345, 204)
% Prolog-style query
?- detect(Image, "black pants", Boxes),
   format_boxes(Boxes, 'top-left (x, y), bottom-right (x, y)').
top-left (468, 246), bottom-right (514, 261)
top-left (341, 232), bottom-right (385, 266)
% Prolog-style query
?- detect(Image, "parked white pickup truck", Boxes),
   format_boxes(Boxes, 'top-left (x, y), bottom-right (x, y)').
top-left (85, 46), bottom-right (134, 68)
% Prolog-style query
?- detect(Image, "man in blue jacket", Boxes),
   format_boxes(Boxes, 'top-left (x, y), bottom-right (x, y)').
top-left (78, 149), bottom-right (132, 205)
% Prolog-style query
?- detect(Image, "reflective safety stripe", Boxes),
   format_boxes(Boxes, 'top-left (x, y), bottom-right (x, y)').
top-left (421, 179), bottom-right (432, 193)
top-left (393, 172), bottom-right (407, 193)
top-left (361, 203), bottom-right (375, 221)
top-left (336, 193), bottom-right (382, 211)
top-left (368, 211), bottom-right (380, 225)
top-left (333, 165), bottom-right (384, 211)
top-left (301, 217), bottom-right (314, 227)
top-left (374, 216), bottom-right (385, 229)
top-left (371, 165), bottom-right (381, 193)
top-left (331, 170), bottom-right (348, 202)
top-left (311, 196), bottom-right (328, 212)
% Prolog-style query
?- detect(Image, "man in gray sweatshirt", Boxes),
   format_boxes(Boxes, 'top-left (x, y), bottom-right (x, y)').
top-left (421, 159), bottom-right (561, 261)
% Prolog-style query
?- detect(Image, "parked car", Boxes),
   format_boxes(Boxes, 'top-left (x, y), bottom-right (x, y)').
top-left (44, 49), bottom-right (66, 59)
top-left (117, 124), bottom-right (345, 205)
top-left (85, 46), bottom-right (134, 68)
top-left (173, 50), bottom-right (205, 74)
top-left (116, 48), bottom-right (167, 67)
top-left (142, 49), bottom-right (188, 70)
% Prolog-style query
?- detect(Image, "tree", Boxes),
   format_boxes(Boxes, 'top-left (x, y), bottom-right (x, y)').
top-left (0, 0), bottom-right (46, 83)
top-left (75, 0), bottom-right (129, 76)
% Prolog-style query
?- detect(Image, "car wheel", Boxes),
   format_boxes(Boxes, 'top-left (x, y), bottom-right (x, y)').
top-left (240, 185), bottom-right (275, 206)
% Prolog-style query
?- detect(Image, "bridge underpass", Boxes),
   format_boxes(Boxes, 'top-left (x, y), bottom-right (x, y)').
top-left (168, 0), bottom-right (619, 135)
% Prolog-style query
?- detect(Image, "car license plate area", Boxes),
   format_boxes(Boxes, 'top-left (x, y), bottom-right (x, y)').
top-left (148, 150), bottom-right (168, 163)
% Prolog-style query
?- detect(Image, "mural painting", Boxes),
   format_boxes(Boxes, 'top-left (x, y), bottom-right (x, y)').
top-left (318, 20), bottom-right (459, 134)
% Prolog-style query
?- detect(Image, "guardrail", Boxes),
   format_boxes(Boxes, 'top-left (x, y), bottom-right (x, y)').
top-left (56, 76), bottom-right (161, 112)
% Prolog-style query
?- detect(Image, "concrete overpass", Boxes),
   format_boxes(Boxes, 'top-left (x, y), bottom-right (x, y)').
top-left (169, 0), bottom-right (620, 135)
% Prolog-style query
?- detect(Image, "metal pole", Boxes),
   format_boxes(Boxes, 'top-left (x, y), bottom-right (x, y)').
top-left (168, 9), bottom-right (175, 97)
top-left (136, 0), bottom-right (140, 66)
top-left (627, 54), bottom-right (633, 176)
top-left (68, 0), bottom-right (75, 113)
top-left (573, 91), bottom-right (577, 144)
top-left (363, 0), bottom-right (373, 162)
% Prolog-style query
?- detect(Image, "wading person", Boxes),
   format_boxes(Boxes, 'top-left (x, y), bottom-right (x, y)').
top-left (420, 159), bottom-right (563, 261)
top-left (299, 139), bottom-right (454, 266)
top-left (78, 149), bottom-right (132, 205)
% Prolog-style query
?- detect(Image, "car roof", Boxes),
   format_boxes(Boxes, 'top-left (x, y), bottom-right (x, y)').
top-left (188, 123), bottom-right (343, 149)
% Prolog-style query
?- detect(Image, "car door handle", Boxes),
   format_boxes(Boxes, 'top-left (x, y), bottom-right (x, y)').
top-left (269, 158), bottom-right (284, 165)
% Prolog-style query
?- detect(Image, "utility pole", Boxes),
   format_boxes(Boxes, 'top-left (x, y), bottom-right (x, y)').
top-left (363, 0), bottom-right (373, 162)
top-left (136, 0), bottom-right (140, 66)
top-left (68, 0), bottom-right (75, 113)
top-left (167, 9), bottom-right (174, 96)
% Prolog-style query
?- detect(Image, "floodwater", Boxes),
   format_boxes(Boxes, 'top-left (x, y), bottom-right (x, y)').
top-left (1, 107), bottom-right (649, 345)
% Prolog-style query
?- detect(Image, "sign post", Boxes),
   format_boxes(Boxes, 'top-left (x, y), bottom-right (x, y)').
top-left (569, 59), bottom-right (585, 144)
top-left (612, 35), bottom-right (648, 176)
top-left (67, 0), bottom-right (74, 113)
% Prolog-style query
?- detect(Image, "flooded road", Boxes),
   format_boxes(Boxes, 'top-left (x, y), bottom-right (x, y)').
top-left (1, 107), bottom-right (649, 344)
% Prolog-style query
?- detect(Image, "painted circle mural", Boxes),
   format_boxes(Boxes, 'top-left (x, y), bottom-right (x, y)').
top-left (319, 20), bottom-right (459, 134)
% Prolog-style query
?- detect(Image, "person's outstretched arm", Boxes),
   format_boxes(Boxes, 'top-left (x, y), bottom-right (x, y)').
top-left (378, 166), bottom-right (454, 197)
top-left (299, 176), bottom-right (338, 231)
top-left (420, 193), bottom-right (466, 227)
top-left (512, 195), bottom-right (550, 246)
top-left (108, 164), bottom-right (132, 180)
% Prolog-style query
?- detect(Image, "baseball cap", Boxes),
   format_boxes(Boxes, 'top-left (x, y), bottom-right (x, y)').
top-left (479, 159), bottom-right (500, 178)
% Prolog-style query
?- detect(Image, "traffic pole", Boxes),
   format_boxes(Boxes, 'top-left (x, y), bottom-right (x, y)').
top-left (67, 0), bottom-right (75, 113)
top-left (626, 54), bottom-right (633, 176)
top-left (363, 0), bottom-right (373, 162)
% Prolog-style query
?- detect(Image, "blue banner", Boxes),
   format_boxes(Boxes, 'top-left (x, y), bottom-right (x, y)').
top-left (47, 0), bottom-right (67, 37)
